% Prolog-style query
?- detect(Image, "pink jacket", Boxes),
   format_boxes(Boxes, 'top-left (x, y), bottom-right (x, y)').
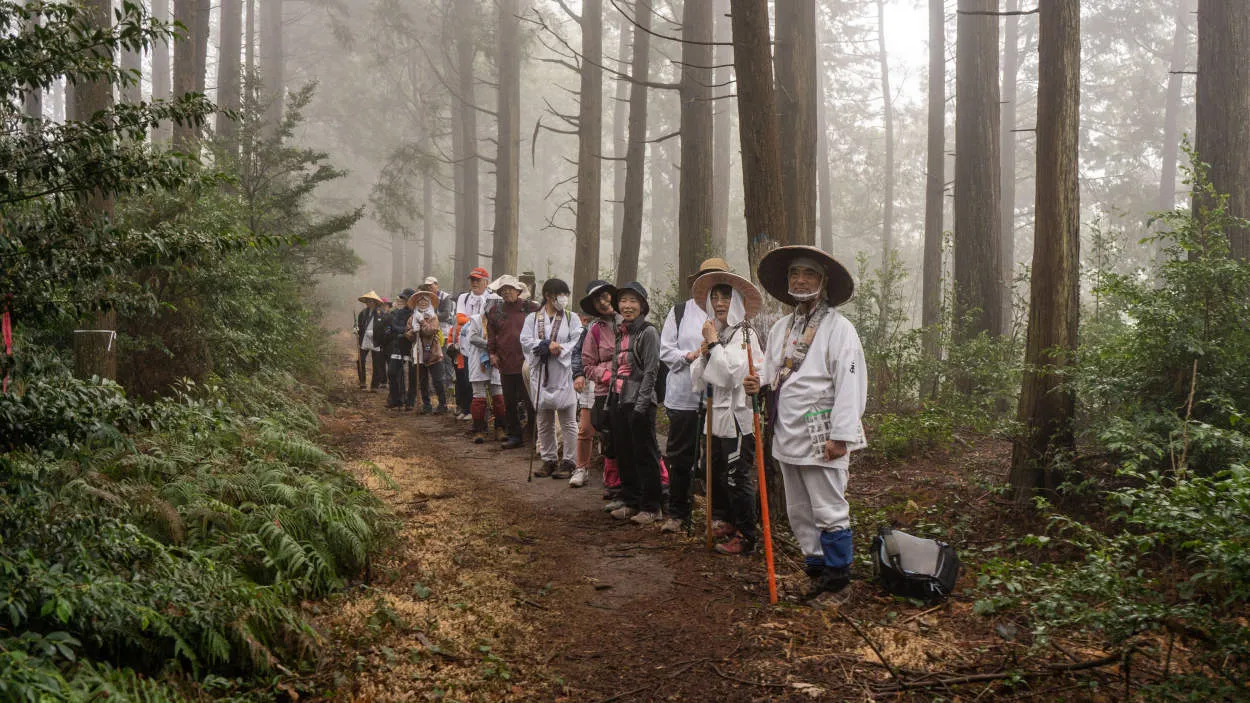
top-left (581, 317), bottom-right (619, 397)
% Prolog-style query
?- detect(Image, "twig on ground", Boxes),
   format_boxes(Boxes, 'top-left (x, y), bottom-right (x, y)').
top-left (594, 683), bottom-right (656, 703)
top-left (896, 602), bottom-right (947, 626)
top-left (710, 663), bottom-right (791, 688)
top-left (838, 611), bottom-right (906, 686)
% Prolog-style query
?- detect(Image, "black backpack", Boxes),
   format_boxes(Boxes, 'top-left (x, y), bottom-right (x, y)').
top-left (871, 527), bottom-right (960, 603)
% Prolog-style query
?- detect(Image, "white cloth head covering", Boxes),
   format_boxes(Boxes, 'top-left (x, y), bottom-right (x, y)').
top-left (706, 288), bottom-right (747, 332)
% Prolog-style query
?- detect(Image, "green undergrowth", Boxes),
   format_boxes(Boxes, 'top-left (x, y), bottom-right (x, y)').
top-left (0, 365), bottom-right (395, 700)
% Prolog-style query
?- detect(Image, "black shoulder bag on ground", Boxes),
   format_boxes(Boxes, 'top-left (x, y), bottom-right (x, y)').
top-left (871, 527), bottom-right (959, 603)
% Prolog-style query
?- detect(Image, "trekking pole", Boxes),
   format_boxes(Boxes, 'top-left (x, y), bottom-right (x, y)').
top-left (704, 383), bottom-right (715, 551)
top-left (745, 334), bottom-right (778, 604)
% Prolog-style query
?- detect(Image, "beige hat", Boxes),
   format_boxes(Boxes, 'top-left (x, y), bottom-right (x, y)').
top-left (358, 290), bottom-right (383, 304)
top-left (690, 271), bottom-right (764, 320)
top-left (687, 257), bottom-right (731, 284)
top-left (756, 245), bottom-right (854, 307)
top-left (489, 274), bottom-right (524, 293)
top-left (410, 290), bottom-right (438, 308)
top-left (423, 276), bottom-right (439, 286)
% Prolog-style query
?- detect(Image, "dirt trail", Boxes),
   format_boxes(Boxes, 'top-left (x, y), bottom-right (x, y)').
top-left (305, 335), bottom-right (1014, 702)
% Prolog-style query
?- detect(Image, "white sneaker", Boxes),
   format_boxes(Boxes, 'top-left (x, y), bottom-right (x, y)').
top-left (603, 500), bottom-right (626, 513)
top-left (568, 467), bottom-right (588, 487)
top-left (630, 511), bottom-right (662, 525)
top-left (610, 505), bottom-right (638, 520)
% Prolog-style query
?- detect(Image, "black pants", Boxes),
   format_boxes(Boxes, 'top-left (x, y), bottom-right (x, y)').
top-left (388, 357), bottom-right (416, 409)
top-left (500, 372), bottom-right (527, 439)
top-left (455, 364), bottom-right (472, 414)
top-left (664, 408), bottom-right (702, 523)
top-left (357, 348), bottom-right (385, 389)
top-left (612, 399), bottom-right (663, 513)
top-left (419, 363), bottom-right (447, 409)
top-left (590, 395), bottom-right (615, 459)
top-left (713, 432), bottom-right (758, 545)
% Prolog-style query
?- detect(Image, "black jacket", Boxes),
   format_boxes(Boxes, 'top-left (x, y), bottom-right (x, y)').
top-left (356, 307), bottom-right (384, 348)
top-left (382, 307), bottom-right (413, 356)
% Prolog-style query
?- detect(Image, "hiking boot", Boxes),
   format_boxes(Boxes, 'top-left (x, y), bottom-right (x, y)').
top-left (630, 511), bottom-right (662, 525)
top-left (568, 468), bottom-right (589, 487)
top-left (552, 460), bottom-right (575, 480)
top-left (603, 500), bottom-right (627, 513)
top-left (501, 436), bottom-right (524, 450)
top-left (610, 505), bottom-right (638, 520)
top-left (659, 518), bottom-right (683, 534)
top-left (803, 567), bottom-right (851, 602)
top-left (473, 432), bottom-right (485, 444)
top-left (533, 460), bottom-right (557, 478)
top-left (714, 535), bottom-right (756, 556)
top-left (710, 520), bottom-right (735, 539)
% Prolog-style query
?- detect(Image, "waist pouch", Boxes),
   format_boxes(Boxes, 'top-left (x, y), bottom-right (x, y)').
top-left (871, 527), bottom-right (959, 603)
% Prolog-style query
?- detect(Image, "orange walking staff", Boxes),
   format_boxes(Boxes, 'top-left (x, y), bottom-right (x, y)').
top-left (745, 332), bottom-right (778, 604)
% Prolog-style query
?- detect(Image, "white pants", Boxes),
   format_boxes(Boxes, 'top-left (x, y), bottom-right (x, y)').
top-left (537, 404), bottom-right (578, 463)
top-left (778, 461), bottom-right (850, 561)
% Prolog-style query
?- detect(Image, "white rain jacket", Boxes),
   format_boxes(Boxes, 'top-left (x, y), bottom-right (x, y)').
top-left (464, 313), bottom-right (499, 384)
top-left (690, 324), bottom-right (763, 438)
top-left (659, 299), bottom-right (708, 412)
top-left (761, 308), bottom-right (868, 468)
top-left (520, 307), bottom-right (583, 410)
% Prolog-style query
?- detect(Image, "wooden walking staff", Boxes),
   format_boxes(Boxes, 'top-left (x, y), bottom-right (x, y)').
top-left (744, 330), bottom-right (778, 604)
top-left (704, 384), bottom-right (715, 551)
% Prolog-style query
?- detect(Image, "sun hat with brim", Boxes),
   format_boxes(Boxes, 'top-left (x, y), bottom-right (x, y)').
top-left (757, 245), bottom-right (854, 307)
top-left (489, 274), bottom-right (524, 293)
top-left (358, 290), bottom-right (383, 304)
top-left (409, 290), bottom-right (438, 308)
top-left (612, 281), bottom-right (650, 317)
top-left (579, 279), bottom-right (617, 316)
top-left (686, 256), bottom-right (731, 283)
top-left (690, 271), bottom-right (764, 320)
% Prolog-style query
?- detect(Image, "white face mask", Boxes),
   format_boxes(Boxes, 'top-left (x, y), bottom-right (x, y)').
top-left (788, 288), bottom-right (821, 302)
top-left (555, 294), bottom-right (570, 310)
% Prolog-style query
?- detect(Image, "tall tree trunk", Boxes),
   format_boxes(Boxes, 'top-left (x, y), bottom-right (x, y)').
top-left (261, 0), bottom-right (284, 127)
top-left (611, 8), bottom-right (630, 267)
top-left (73, 0), bottom-right (119, 381)
top-left (648, 128), bottom-right (676, 290)
top-left (23, 2), bottom-right (41, 120)
top-left (1194, 0), bottom-right (1250, 260)
top-left (446, 41), bottom-right (467, 284)
top-left (816, 9), bottom-right (834, 254)
top-left (172, 0), bottom-right (198, 149)
top-left (152, 0), bottom-right (171, 142)
top-left (954, 0), bottom-right (1003, 340)
top-left (999, 0), bottom-right (1021, 330)
top-left (1159, 0), bottom-right (1193, 213)
top-left (422, 123), bottom-right (435, 278)
top-left (774, 0), bottom-right (817, 246)
top-left (1010, 0), bottom-right (1080, 502)
top-left (456, 1), bottom-right (479, 280)
top-left (730, 0), bottom-right (788, 272)
top-left (616, 0), bottom-right (652, 284)
top-left (391, 235), bottom-right (406, 294)
top-left (119, 0), bottom-right (141, 105)
top-left (493, 0), bottom-right (521, 275)
top-left (217, 0), bottom-right (243, 147)
top-left (711, 1), bottom-right (733, 257)
top-left (922, 0), bottom-right (945, 366)
top-left (193, 0), bottom-right (210, 95)
top-left (573, 0), bottom-right (604, 294)
top-left (245, 0), bottom-right (255, 81)
top-left (877, 0), bottom-right (894, 261)
top-left (677, 0), bottom-right (714, 297)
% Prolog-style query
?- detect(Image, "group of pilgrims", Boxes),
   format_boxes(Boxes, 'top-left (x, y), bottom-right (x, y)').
top-left (353, 245), bottom-right (869, 601)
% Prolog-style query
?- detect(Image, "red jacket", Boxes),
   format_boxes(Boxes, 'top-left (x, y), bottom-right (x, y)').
top-left (487, 300), bottom-right (538, 374)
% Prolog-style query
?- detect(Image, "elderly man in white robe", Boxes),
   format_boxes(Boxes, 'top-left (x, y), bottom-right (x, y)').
top-left (744, 245), bottom-right (868, 600)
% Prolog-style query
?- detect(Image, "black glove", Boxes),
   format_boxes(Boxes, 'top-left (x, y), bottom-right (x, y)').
top-left (532, 341), bottom-right (552, 360)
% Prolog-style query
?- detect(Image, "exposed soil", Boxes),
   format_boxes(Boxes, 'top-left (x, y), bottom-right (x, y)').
top-left (298, 334), bottom-right (1129, 701)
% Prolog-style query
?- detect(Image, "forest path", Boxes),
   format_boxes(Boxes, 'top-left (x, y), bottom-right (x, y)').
top-left (306, 332), bottom-right (965, 702)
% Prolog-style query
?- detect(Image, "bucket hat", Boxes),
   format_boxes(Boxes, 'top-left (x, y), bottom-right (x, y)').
top-left (612, 281), bottom-right (650, 317)
top-left (579, 279), bottom-right (618, 316)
